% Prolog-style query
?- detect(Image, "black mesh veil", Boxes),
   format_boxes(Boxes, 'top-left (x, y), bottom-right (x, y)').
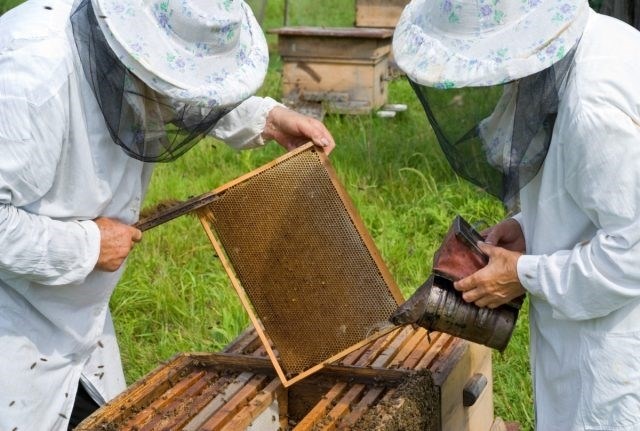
top-left (410, 47), bottom-right (576, 205)
top-left (70, 0), bottom-right (240, 162)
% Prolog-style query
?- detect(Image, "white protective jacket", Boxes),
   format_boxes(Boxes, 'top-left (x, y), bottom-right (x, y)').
top-left (516, 10), bottom-right (640, 431)
top-left (0, 1), bottom-right (281, 429)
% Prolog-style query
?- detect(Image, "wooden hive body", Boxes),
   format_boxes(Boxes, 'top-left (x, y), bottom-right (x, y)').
top-left (77, 327), bottom-right (495, 430)
top-left (269, 27), bottom-right (393, 114)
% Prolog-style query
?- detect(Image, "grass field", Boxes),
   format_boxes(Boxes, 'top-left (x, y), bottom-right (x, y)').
top-left (1, 0), bottom-right (533, 428)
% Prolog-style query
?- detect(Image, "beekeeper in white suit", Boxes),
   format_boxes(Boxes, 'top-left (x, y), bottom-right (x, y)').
top-left (0, 0), bottom-right (335, 429)
top-left (394, 0), bottom-right (640, 429)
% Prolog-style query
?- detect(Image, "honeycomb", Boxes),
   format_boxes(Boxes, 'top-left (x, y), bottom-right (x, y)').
top-left (201, 146), bottom-right (403, 378)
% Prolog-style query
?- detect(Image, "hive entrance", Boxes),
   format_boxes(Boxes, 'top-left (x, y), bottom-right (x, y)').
top-left (197, 144), bottom-right (403, 386)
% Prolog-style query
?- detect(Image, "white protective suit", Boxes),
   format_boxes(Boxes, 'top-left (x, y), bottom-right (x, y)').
top-left (0, 0), bottom-right (281, 429)
top-left (515, 10), bottom-right (640, 431)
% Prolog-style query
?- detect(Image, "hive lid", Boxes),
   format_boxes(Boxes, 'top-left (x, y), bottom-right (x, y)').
top-left (268, 26), bottom-right (394, 39)
top-left (197, 143), bottom-right (404, 386)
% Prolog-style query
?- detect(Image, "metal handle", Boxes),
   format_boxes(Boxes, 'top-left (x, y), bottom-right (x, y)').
top-left (133, 193), bottom-right (221, 232)
top-left (463, 373), bottom-right (488, 407)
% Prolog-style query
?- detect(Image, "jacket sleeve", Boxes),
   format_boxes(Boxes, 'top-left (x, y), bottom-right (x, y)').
top-left (0, 60), bottom-right (101, 286)
top-left (209, 96), bottom-right (284, 149)
top-left (517, 104), bottom-right (640, 320)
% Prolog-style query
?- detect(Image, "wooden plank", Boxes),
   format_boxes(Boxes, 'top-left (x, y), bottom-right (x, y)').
top-left (276, 380), bottom-right (289, 430)
top-left (402, 331), bottom-right (440, 370)
top-left (320, 384), bottom-right (367, 431)
top-left (182, 372), bottom-right (255, 431)
top-left (466, 344), bottom-right (494, 431)
top-left (75, 355), bottom-right (194, 430)
top-left (433, 339), bottom-right (471, 431)
top-left (293, 382), bottom-right (349, 430)
top-left (370, 325), bottom-right (414, 367)
top-left (415, 333), bottom-right (453, 370)
top-left (430, 338), bottom-right (468, 387)
top-left (220, 378), bottom-right (283, 430)
top-left (277, 37), bottom-right (391, 62)
top-left (269, 26), bottom-right (394, 39)
top-left (144, 372), bottom-right (235, 431)
top-left (121, 369), bottom-right (206, 430)
top-left (340, 328), bottom-right (399, 366)
top-left (199, 374), bottom-right (269, 431)
top-left (335, 387), bottom-right (386, 429)
top-left (185, 352), bottom-right (414, 385)
top-left (222, 327), bottom-right (258, 354)
top-left (388, 327), bottom-right (428, 366)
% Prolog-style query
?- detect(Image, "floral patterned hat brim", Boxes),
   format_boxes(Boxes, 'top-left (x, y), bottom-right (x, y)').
top-left (92, 0), bottom-right (269, 107)
top-left (393, 0), bottom-right (590, 88)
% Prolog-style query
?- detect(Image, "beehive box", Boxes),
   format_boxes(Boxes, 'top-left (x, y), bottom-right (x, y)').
top-left (269, 27), bottom-right (393, 114)
top-left (77, 327), bottom-right (495, 430)
top-left (355, 0), bottom-right (410, 28)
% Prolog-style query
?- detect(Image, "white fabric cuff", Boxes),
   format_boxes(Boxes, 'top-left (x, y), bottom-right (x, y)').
top-left (517, 254), bottom-right (541, 295)
top-left (79, 220), bottom-right (101, 275)
top-left (510, 212), bottom-right (523, 226)
top-left (211, 96), bottom-right (285, 150)
top-left (53, 219), bottom-right (102, 285)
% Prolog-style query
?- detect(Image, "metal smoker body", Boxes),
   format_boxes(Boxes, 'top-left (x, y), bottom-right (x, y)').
top-left (392, 216), bottom-right (523, 351)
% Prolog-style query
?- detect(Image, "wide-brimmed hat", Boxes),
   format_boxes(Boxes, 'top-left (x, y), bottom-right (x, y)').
top-left (393, 0), bottom-right (590, 88)
top-left (91, 0), bottom-right (269, 106)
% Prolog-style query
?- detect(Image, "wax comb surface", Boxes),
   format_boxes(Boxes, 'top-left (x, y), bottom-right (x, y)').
top-left (199, 144), bottom-right (403, 385)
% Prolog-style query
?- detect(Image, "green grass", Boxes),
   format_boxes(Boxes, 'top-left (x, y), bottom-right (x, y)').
top-left (1, 0), bottom-right (533, 428)
top-left (0, 0), bottom-right (22, 14)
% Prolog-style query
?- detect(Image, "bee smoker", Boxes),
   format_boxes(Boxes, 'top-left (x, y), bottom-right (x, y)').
top-left (390, 215), bottom-right (523, 351)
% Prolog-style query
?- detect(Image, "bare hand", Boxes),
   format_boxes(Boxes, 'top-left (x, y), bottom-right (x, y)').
top-left (482, 218), bottom-right (525, 253)
top-left (454, 242), bottom-right (525, 308)
top-left (262, 106), bottom-right (336, 154)
top-left (94, 217), bottom-right (142, 272)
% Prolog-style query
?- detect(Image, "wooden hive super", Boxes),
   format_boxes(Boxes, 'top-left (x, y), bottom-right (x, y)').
top-left (77, 327), bottom-right (495, 430)
top-left (269, 27), bottom-right (393, 115)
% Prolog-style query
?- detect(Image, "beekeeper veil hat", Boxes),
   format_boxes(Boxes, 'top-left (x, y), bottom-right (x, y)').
top-left (71, 0), bottom-right (269, 162)
top-left (393, 0), bottom-right (589, 204)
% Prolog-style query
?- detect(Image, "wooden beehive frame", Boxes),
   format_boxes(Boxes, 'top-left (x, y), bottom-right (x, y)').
top-left (196, 144), bottom-right (404, 387)
top-left (199, 219), bottom-right (398, 387)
